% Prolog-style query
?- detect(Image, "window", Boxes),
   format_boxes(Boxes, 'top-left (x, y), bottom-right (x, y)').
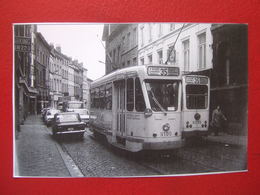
top-left (105, 83), bottom-right (112, 110)
top-left (167, 46), bottom-right (176, 63)
top-left (99, 86), bottom-right (106, 109)
top-left (127, 78), bottom-right (134, 111)
top-left (148, 54), bottom-right (153, 64)
top-left (140, 58), bottom-right (144, 65)
top-left (127, 32), bottom-right (131, 49)
top-left (127, 60), bottom-right (130, 67)
top-left (158, 24), bottom-right (162, 37)
top-left (90, 90), bottom-right (95, 108)
top-left (117, 46), bottom-right (120, 64)
top-left (157, 50), bottom-right (163, 64)
top-left (133, 28), bottom-right (137, 46)
top-left (135, 78), bottom-right (145, 112)
top-left (95, 88), bottom-right (100, 108)
top-left (122, 36), bottom-right (125, 51)
top-left (140, 26), bottom-right (144, 46)
top-left (170, 23), bottom-right (175, 31)
top-left (20, 25), bottom-right (25, 36)
top-left (148, 23), bottom-right (152, 42)
top-left (145, 80), bottom-right (179, 112)
top-left (186, 85), bottom-right (208, 109)
top-left (198, 33), bottom-right (206, 69)
top-left (183, 39), bottom-right (190, 72)
top-left (133, 57), bottom-right (137, 65)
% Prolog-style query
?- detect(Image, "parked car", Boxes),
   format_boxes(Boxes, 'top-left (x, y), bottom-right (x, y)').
top-left (52, 112), bottom-right (86, 138)
top-left (41, 107), bottom-right (51, 120)
top-left (45, 109), bottom-right (60, 126)
top-left (73, 109), bottom-right (90, 127)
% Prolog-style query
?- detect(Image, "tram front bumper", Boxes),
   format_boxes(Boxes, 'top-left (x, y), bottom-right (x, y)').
top-left (182, 130), bottom-right (208, 138)
top-left (143, 140), bottom-right (184, 150)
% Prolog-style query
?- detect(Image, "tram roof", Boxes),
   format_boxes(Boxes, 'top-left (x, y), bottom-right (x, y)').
top-left (91, 64), bottom-right (182, 88)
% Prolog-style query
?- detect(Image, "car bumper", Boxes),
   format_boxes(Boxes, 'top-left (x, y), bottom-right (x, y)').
top-left (56, 129), bottom-right (86, 135)
top-left (81, 120), bottom-right (89, 126)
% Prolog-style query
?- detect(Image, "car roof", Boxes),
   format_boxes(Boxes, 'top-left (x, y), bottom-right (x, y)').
top-left (56, 112), bottom-right (79, 115)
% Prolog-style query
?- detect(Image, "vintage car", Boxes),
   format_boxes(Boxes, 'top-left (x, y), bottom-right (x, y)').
top-left (45, 109), bottom-right (60, 126)
top-left (52, 112), bottom-right (86, 138)
top-left (72, 109), bottom-right (90, 127)
top-left (41, 107), bottom-right (51, 121)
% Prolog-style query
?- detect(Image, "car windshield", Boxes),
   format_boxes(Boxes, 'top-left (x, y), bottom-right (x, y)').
top-left (56, 114), bottom-right (80, 123)
top-left (145, 80), bottom-right (179, 112)
top-left (74, 109), bottom-right (89, 115)
top-left (68, 102), bottom-right (83, 109)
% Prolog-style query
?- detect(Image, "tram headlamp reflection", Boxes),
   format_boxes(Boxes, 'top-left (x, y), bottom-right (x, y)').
top-left (144, 108), bottom-right (153, 117)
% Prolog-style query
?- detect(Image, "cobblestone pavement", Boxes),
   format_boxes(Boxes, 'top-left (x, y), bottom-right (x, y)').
top-left (15, 115), bottom-right (70, 177)
top-left (53, 130), bottom-right (159, 177)
top-left (133, 140), bottom-right (247, 175)
top-left (15, 115), bottom-right (247, 177)
top-left (56, 129), bottom-right (247, 177)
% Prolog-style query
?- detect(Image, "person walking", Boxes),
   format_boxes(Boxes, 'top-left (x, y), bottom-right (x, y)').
top-left (211, 105), bottom-right (227, 136)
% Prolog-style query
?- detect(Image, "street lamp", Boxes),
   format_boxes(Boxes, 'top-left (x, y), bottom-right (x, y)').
top-left (98, 60), bottom-right (105, 64)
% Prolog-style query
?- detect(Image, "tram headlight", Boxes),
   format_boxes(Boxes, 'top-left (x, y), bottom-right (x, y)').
top-left (144, 108), bottom-right (153, 117)
top-left (186, 121), bottom-right (189, 128)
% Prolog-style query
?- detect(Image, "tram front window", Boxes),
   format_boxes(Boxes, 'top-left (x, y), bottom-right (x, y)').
top-left (145, 80), bottom-right (179, 112)
top-left (186, 85), bottom-right (208, 109)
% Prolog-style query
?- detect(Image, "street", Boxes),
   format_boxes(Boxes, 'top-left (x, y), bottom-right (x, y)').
top-left (15, 115), bottom-right (247, 177)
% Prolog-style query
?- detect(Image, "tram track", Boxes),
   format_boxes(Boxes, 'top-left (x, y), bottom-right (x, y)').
top-left (43, 125), bottom-right (246, 177)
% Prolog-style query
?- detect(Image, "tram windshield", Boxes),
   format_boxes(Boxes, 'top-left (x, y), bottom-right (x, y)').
top-left (145, 80), bottom-right (179, 112)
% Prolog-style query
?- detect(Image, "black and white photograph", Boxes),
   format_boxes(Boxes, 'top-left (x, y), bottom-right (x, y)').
top-left (14, 23), bottom-right (248, 177)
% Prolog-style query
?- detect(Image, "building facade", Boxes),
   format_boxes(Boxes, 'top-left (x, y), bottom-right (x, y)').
top-left (102, 24), bottom-right (138, 74)
top-left (138, 23), bottom-right (213, 73)
top-left (15, 24), bottom-right (92, 129)
top-left (210, 24), bottom-right (248, 135)
top-left (34, 32), bottom-right (51, 113)
top-left (82, 67), bottom-right (92, 109)
top-left (68, 61), bottom-right (75, 97)
top-left (15, 24), bottom-right (38, 127)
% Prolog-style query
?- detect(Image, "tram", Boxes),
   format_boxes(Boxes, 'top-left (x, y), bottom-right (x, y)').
top-left (89, 64), bottom-right (210, 152)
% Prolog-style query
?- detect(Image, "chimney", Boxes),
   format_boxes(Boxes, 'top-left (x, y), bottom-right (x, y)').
top-left (50, 42), bottom-right (54, 49)
top-left (56, 44), bottom-right (61, 53)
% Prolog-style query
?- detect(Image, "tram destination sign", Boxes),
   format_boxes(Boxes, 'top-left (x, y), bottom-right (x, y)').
top-left (185, 76), bottom-right (208, 85)
top-left (147, 66), bottom-right (179, 76)
top-left (15, 37), bottom-right (31, 52)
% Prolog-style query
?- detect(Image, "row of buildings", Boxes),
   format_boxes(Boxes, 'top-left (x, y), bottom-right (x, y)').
top-left (15, 25), bottom-right (92, 127)
top-left (102, 23), bottom-right (248, 135)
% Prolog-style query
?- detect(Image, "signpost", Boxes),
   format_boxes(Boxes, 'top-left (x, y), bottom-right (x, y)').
top-left (15, 37), bottom-right (31, 52)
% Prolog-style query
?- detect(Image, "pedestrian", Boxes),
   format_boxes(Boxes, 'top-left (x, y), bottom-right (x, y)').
top-left (211, 105), bottom-right (227, 136)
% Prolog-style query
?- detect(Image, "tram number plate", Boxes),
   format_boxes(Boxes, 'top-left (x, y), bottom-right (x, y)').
top-left (192, 121), bottom-right (201, 124)
top-left (68, 127), bottom-right (74, 131)
top-left (160, 131), bottom-right (172, 137)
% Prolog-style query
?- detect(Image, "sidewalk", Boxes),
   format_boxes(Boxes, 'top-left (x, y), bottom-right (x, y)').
top-left (205, 132), bottom-right (247, 147)
top-left (15, 115), bottom-right (70, 177)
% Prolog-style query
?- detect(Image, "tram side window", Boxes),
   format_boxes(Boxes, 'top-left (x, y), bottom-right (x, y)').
top-left (90, 90), bottom-right (95, 108)
top-left (127, 78), bottom-right (134, 111)
top-left (105, 83), bottom-right (112, 110)
top-left (94, 88), bottom-right (100, 108)
top-left (99, 86), bottom-right (106, 109)
top-left (135, 78), bottom-right (146, 112)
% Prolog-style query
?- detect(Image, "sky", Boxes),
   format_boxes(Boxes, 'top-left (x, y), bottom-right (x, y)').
top-left (37, 23), bottom-right (105, 81)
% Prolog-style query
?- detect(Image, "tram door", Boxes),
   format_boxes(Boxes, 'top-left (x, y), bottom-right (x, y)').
top-left (116, 80), bottom-right (126, 136)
